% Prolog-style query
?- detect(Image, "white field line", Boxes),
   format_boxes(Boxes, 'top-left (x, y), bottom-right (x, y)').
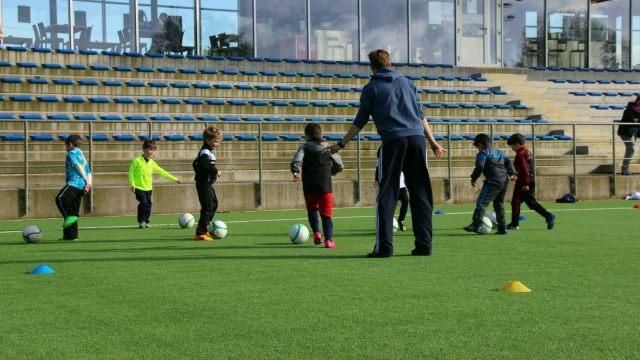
top-left (0, 206), bottom-right (634, 235)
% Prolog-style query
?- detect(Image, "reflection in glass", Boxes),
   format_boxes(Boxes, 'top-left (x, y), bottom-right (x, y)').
top-left (409, 0), bottom-right (455, 65)
top-left (310, 0), bottom-right (358, 61)
top-left (633, 0), bottom-right (640, 67)
top-left (547, 0), bottom-right (588, 67)
top-left (361, 0), bottom-right (408, 63)
top-left (201, 0), bottom-right (253, 57)
top-left (590, 0), bottom-right (629, 69)
top-left (255, 0), bottom-right (307, 59)
top-left (73, 0), bottom-right (135, 52)
top-left (1, 0), bottom-right (70, 49)
top-left (459, 0), bottom-right (486, 66)
top-left (503, 0), bottom-right (545, 67)
top-left (139, 0), bottom-right (195, 54)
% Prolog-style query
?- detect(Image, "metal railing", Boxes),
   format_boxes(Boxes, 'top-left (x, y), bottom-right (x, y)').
top-left (0, 120), bottom-right (634, 216)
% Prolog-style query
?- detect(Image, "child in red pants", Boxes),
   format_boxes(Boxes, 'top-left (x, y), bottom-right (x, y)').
top-left (291, 123), bottom-right (344, 248)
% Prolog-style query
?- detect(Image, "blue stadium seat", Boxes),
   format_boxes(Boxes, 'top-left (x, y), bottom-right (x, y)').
top-left (604, 92), bottom-right (618, 97)
top-left (235, 84), bottom-right (253, 90)
top-left (171, 82), bottom-right (189, 88)
top-left (299, 72), bottom-right (315, 78)
top-left (255, 84), bottom-right (273, 91)
top-left (1, 77), bottom-right (22, 83)
top-left (42, 63), bottom-right (62, 69)
top-left (280, 134), bottom-right (302, 141)
top-left (158, 67), bottom-right (176, 73)
top-left (597, 80), bottom-right (612, 84)
top-left (613, 80), bottom-right (627, 85)
top-left (441, 89), bottom-right (457, 95)
top-left (219, 69), bottom-right (238, 75)
top-left (164, 134), bottom-right (186, 141)
top-left (206, 99), bottom-right (225, 105)
top-left (354, 74), bottom-right (370, 79)
top-left (249, 100), bottom-right (268, 106)
top-left (291, 101), bottom-right (309, 107)
top-left (10, 95), bottom-right (32, 102)
top-left (236, 134), bottom-right (257, 141)
top-left (272, 100), bottom-right (289, 106)
top-left (318, 73), bottom-right (334, 78)
top-left (87, 97), bottom-right (108, 103)
top-left (66, 64), bottom-right (87, 70)
top-left (17, 62), bottom-right (37, 68)
top-left (189, 134), bottom-right (204, 141)
top-left (102, 50), bottom-right (120, 56)
top-left (264, 117), bottom-right (284, 122)
top-left (138, 133), bottom-right (162, 141)
top-left (306, 117), bottom-right (324, 122)
top-left (592, 105), bottom-right (609, 110)
top-left (213, 83), bottom-right (232, 89)
top-left (53, 78), bottom-right (74, 85)
top-left (220, 116), bottom-right (240, 122)
top-left (1, 133), bottom-right (25, 141)
top-left (536, 135), bottom-right (555, 141)
top-left (324, 134), bottom-right (343, 141)
top-left (47, 114), bottom-right (70, 120)
top-left (188, 54), bottom-right (205, 60)
top-left (126, 115), bottom-right (147, 121)
top-left (280, 71), bottom-right (297, 77)
top-left (113, 134), bottom-right (136, 141)
top-left (112, 66), bottom-right (132, 72)
top-left (566, 79), bottom-right (581, 84)
top-left (240, 70), bottom-right (258, 76)
top-left (460, 103), bottom-right (476, 109)
top-left (619, 92), bottom-right (634, 96)
top-left (102, 80), bottom-right (122, 86)
top-left (37, 95), bottom-right (59, 102)
top-left (326, 117), bottom-right (345, 122)
top-left (74, 114), bottom-right (97, 121)
top-left (150, 82), bottom-right (169, 88)
top-left (100, 115), bottom-right (122, 121)
top-left (555, 135), bottom-right (572, 141)
top-left (197, 116), bottom-right (217, 121)
top-left (228, 99), bottom-right (247, 106)
top-left (364, 134), bottom-right (382, 141)
top-left (550, 79), bottom-right (565, 83)
top-left (114, 97), bottom-right (134, 104)
top-left (125, 81), bottom-right (145, 87)
top-left (194, 83), bottom-right (212, 89)
top-left (260, 71), bottom-right (278, 76)
top-left (145, 53), bottom-right (164, 58)
top-left (0, 61), bottom-right (11, 67)
top-left (136, 66), bottom-right (154, 73)
top-left (123, 51), bottom-right (142, 58)
top-left (248, 57), bottom-right (264, 62)
top-left (275, 85), bottom-right (293, 91)
top-left (336, 74), bottom-right (352, 79)
top-left (449, 135), bottom-right (463, 141)
top-left (78, 79), bottom-right (98, 86)
top-left (320, 60), bottom-right (337, 65)
top-left (310, 101), bottom-right (328, 107)
top-left (89, 65), bottom-right (110, 71)
top-left (184, 99), bottom-right (204, 105)
top-left (294, 85), bottom-right (312, 91)
top-left (425, 103), bottom-right (442, 109)
top-left (285, 117), bottom-right (304, 122)
top-left (265, 58), bottom-right (282, 63)
top-left (512, 104), bottom-right (528, 109)
top-left (261, 134), bottom-right (279, 141)
top-left (20, 114), bottom-right (43, 120)
top-left (199, 69), bottom-right (218, 75)
top-left (628, 80), bottom-right (640, 85)
top-left (242, 117), bottom-right (261, 122)
top-left (0, 114), bottom-right (15, 120)
top-left (571, 91), bottom-right (587, 96)
top-left (610, 105), bottom-right (626, 110)
top-left (314, 86), bottom-right (331, 92)
top-left (150, 115), bottom-right (172, 122)
top-left (443, 103), bottom-right (460, 109)
top-left (32, 47), bottom-right (52, 53)
top-left (174, 115), bottom-right (196, 121)
top-left (167, 53), bottom-right (185, 59)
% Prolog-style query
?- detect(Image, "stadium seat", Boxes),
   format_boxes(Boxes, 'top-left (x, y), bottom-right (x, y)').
top-left (150, 82), bottom-right (169, 88)
top-left (113, 66), bottom-right (133, 72)
top-left (78, 80), bottom-right (99, 86)
top-left (243, 117), bottom-right (261, 122)
top-left (113, 134), bottom-right (136, 141)
top-left (136, 66), bottom-right (154, 72)
top-left (103, 80), bottom-right (122, 86)
top-left (189, 134), bottom-right (203, 141)
top-left (102, 50), bottom-right (120, 56)
top-left (90, 134), bottom-right (110, 141)
top-left (220, 116), bottom-right (240, 122)
top-left (1, 77), bottom-right (22, 83)
top-left (261, 134), bottom-right (279, 141)
top-left (90, 65), bottom-right (110, 71)
top-left (158, 67), bottom-right (176, 73)
top-left (74, 114), bottom-right (97, 121)
top-left (249, 100), bottom-right (268, 106)
top-left (194, 83), bottom-right (212, 89)
top-left (1, 133), bottom-right (25, 141)
top-left (125, 81), bottom-right (145, 87)
top-left (42, 63), bottom-right (63, 69)
top-left (264, 117), bottom-right (284, 122)
top-left (126, 115), bottom-right (147, 121)
top-left (179, 69), bottom-right (198, 74)
top-left (164, 134), bottom-right (186, 141)
top-left (37, 95), bottom-right (59, 102)
top-left (145, 53), bottom-right (164, 58)
top-left (228, 99), bottom-right (247, 106)
top-left (213, 83), bottom-right (232, 89)
top-left (139, 133), bottom-right (162, 141)
top-left (206, 99), bottom-right (225, 105)
top-left (150, 115), bottom-right (172, 121)
top-left (174, 115), bottom-right (196, 122)
top-left (200, 69), bottom-right (218, 75)
top-left (100, 115), bottom-right (122, 121)
top-left (87, 97), bottom-right (108, 103)
top-left (114, 97), bottom-right (134, 104)
top-left (184, 99), bottom-right (204, 105)
top-left (27, 78), bottom-right (48, 84)
top-left (20, 114), bottom-right (43, 120)
top-left (53, 79), bottom-right (74, 85)
top-left (197, 116), bottom-right (217, 121)
top-left (124, 52), bottom-right (142, 58)
top-left (10, 95), bottom-right (32, 102)
top-left (235, 84), bottom-right (253, 90)
top-left (280, 134), bottom-right (302, 141)
top-left (6, 46), bottom-right (28, 52)
top-left (272, 100), bottom-right (289, 106)
top-left (235, 134), bottom-right (257, 141)
top-left (275, 85), bottom-right (294, 91)
top-left (285, 117), bottom-right (304, 122)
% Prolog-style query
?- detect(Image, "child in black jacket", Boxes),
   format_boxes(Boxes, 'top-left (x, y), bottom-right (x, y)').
top-left (193, 127), bottom-right (222, 241)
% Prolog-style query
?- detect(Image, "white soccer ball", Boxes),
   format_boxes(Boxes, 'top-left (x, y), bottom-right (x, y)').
top-left (22, 225), bottom-right (42, 243)
top-left (289, 223), bottom-right (310, 244)
top-left (631, 192), bottom-right (640, 200)
top-left (486, 211), bottom-right (498, 226)
top-left (479, 217), bottom-right (493, 235)
top-left (393, 218), bottom-right (399, 233)
top-left (178, 213), bottom-right (195, 229)
top-left (209, 220), bottom-right (228, 239)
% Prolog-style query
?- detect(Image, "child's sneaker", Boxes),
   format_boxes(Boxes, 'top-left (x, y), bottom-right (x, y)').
top-left (463, 224), bottom-right (480, 234)
top-left (546, 214), bottom-right (555, 230)
top-left (144, 223), bottom-right (151, 228)
top-left (139, 222), bottom-right (146, 229)
top-left (194, 232), bottom-right (214, 241)
top-left (506, 223), bottom-right (519, 230)
top-left (324, 240), bottom-right (335, 249)
top-left (313, 231), bottom-right (322, 245)
top-left (399, 220), bottom-right (407, 232)
top-left (63, 216), bottom-right (79, 229)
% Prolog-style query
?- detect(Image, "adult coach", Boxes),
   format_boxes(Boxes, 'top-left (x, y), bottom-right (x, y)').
top-left (329, 49), bottom-right (446, 258)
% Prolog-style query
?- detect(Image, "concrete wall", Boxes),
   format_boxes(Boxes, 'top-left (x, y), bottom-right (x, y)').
top-left (2, 174), bottom-right (639, 220)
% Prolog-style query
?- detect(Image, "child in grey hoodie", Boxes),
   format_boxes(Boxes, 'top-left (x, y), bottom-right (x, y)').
top-left (464, 133), bottom-right (517, 234)
top-left (291, 123), bottom-right (344, 248)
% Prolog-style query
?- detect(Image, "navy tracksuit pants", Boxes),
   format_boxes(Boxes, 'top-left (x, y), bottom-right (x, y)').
top-left (375, 135), bottom-right (433, 255)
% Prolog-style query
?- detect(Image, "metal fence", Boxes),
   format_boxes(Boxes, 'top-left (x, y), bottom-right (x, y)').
top-left (0, 120), bottom-right (632, 215)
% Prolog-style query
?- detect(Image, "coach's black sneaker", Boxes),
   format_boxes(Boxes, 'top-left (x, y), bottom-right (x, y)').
top-left (506, 223), bottom-right (520, 230)
top-left (463, 224), bottom-right (480, 233)
top-left (546, 214), bottom-right (556, 230)
top-left (496, 227), bottom-right (507, 235)
top-left (411, 248), bottom-right (432, 256)
top-left (366, 252), bottom-right (393, 258)
top-left (399, 220), bottom-right (407, 232)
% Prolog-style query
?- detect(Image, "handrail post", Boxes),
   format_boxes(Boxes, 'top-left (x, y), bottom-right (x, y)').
top-left (257, 122), bottom-right (263, 206)
top-left (88, 121), bottom-right (94, 212)
top-left (447, 123), bottom-right (452, 200)
top-left (572, 124), bottom-right (577, 196)
top-left (356, 132), bottom-right (361, 203)
top-left (23, 121), bottom-right (29, 217)
top-left (531, 124), bottom-right (536, 198)
top-left (612, 123), bottom-right (616, 197)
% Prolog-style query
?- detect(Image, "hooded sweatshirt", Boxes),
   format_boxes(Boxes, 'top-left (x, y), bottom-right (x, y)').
top-left (353, 67), bottom-right (425, 142)
top-left (470, 145), bottom-right (517, 186)
top-left (291, 140), bottom-right (344, 194)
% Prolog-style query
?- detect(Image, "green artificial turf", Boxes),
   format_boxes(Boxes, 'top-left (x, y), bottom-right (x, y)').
top-left (1, 200), bottom-right (639, 359)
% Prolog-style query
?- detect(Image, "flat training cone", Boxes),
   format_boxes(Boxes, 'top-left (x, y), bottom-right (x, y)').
top-left (499, 280), bottom-right (531, 293)
top-left (30, 265), bottom-right (55, 275)
top-left (633, 204), bottom-right (640, 209)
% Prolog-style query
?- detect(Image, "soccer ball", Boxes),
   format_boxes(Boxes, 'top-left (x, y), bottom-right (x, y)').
top-left (289, 224), bottom-right (310, 244)
top-left (178, 213), bottom-right (195, 229)
top-left (479, 217), bottom-right (493, 235)
top-left (209, 220), bottom-right (228, 239)
top-left (392, 218), bottom-right (399, 233)
top-left (22, 225), bottom-right (42, 243)
top-left (486, 211), bottom-right (498, 226)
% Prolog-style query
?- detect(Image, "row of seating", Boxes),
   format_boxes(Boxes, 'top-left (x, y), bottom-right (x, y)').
top-left (570, 91), bottom-right (638, 97)
top-left (0, 76), bottom-right (505, 95)
top-left (0, 113), bottom-right (540, 123)
top-left (532, 66), bottom-right (640, 73)
top-left (1, 45), bottom-right (455, 68)
top-left (0, 61), bottom-right (487, 82)
top-left (0, 132), bottom-right (571, 142)
top-left (0, 95), bottom-right (526, 109)
top-left (549, 79), bottom-right (640, 85)
top-left (591, 105), bottom-right (629, 110)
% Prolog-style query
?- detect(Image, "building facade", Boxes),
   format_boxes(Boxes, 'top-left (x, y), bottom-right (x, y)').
top-left (1, 0), bottom-right (639, 69)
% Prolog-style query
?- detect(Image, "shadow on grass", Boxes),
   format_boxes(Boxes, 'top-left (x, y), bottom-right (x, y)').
top-left (0, 253), bottom-right (367, 265)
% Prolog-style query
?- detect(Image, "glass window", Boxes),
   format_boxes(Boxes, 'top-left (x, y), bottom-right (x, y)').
top-left (590, 0), bottom-right (630, 69)
top-left (255, 0), bottom-right (307, 59)
top-left (503, 0), bottom-right (545, 68)
top-left (2, 0), bottom-right (70, 49)
top-left (310, 0), bottom-right (358, 61)
top-left (633, 0), bottom-right (640, 68)
top-left (361, 0), bottom-right (408, 63)
top-left (139, 0), bottom-right (195, 54)
top-left (409, 0), bottom-right (455, 65)
top-left (201, 0), bottom-right (253, 57)
top-left (547, 0), bottom-right (588, 67)
top-left (73, 0), bottom-right (135, 52)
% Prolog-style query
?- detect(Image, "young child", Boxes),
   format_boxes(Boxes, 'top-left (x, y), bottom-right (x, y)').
top-left (375, 147), bottom-right (409, 231)
top-left (55, 134), bottom-right (91, 241)
top-left (464, 133), bottom-right (517, 234)
top-left (129, 140), bottom-right (180, 229)
top-left (193, 127), bottom-right (222, 241)
top-left (291, 123), bottom-right (344, 248)
top-left (506, 133), bottom-right (555, 230)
